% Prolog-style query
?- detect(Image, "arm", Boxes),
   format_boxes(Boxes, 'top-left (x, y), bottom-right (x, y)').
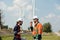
top-left (38, 23), bottom-right (43, 34)
top-left (14, 25), bottom-right (20, 35)
top-left (30, 26), bottom-right (33, 32)
top-left (14, 26), bottom-right (18, 35)
top-left (30, 22), bottom-right (33, 32)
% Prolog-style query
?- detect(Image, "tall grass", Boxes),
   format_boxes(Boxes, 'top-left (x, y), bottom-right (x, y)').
top-left (0, 33), bottom-right (60, 40)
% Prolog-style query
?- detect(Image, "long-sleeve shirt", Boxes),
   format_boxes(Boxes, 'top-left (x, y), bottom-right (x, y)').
top-left (32, 23), bottom-right (43, 36)
top-left (30, 26), bottom-right (33, 32)
top-left (14, 25), bottom-right (21, 38)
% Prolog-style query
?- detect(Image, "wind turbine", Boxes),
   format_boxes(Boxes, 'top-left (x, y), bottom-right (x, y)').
top-left (32, 0), bottom-right (35, 17)
top-left (16, 4), bottom-right (24, 18)
top-left (32, 0), bottom-right (36, 27)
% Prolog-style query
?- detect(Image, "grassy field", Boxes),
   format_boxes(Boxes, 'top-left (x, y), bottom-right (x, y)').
top-left (0, 33), bottom-right (60, 40)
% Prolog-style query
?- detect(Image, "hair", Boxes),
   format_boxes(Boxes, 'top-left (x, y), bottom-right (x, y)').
top-left (16, 21), bottom-right (19, 25)
top-left (30, 21), bottom-right (32, 23)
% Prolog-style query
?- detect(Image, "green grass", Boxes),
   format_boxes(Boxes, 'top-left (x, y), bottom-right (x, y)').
top-left (0, 33), bottom-right (60, 40)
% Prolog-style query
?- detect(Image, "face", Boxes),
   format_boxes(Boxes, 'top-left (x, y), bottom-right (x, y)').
top-left (18, 21), bottom-right (23, 25)
top-left (30, 22), bottom-right (32, 26)
top-left (33, 18), bottom-right (38, 23)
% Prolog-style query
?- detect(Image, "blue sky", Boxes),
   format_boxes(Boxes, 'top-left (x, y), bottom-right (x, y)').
top-left (0, 0), bottom-right (60, 32)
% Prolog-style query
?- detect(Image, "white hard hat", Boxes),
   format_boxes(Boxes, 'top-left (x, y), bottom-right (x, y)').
top-left (17, 18), bottom-right (23, 22)
top-left (33, 16), bottom-right (38, 19)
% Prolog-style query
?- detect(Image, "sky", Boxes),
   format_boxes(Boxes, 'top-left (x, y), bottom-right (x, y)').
top-left (0, 0), bottom-right (60, 32)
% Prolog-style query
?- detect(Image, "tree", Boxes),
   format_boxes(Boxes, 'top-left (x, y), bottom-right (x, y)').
top-left (28, 27), bottom-right (30, 31)
top-left (58, 30), bottom-right (60, 33)
top-left (0, 36), bottom-right (2, 40)
top-left (43, 22), bottom-right (52, 33)
top-left (3, 25), bottom-right (8, 29)
top-left (0, 10), bottom-right (3, 29)
top-left (0, 9), bottom-right (8, 29)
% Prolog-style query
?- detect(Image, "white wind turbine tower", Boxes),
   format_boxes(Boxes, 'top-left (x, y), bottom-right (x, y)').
top-left (32, 0), bottom-right (35, 17)
top-left (16, 3), bottom-right (26, 18)
top-left (32, 0), bottom-right (36, 27)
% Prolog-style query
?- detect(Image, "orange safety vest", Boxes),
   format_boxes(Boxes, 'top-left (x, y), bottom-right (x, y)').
top-left (32, 23), bottom-right (43, 36)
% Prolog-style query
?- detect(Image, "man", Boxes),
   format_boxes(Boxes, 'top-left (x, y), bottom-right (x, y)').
top-left (13, 18), bottom-right (23, 40)
top-left (30, 16), bottom-right (43, 40)
top-left (30, 22), bottom-right (33, 32)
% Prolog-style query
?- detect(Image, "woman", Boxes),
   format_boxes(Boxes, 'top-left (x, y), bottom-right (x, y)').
top-left (13, 18), bottom-right (23, 40)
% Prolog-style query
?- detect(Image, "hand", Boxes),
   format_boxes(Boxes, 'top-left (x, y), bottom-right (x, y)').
top-left (17, 32), bottom-right (20, 34)
top-left (35, 34), bottom-right (38, 39)
top-left (30, 21), bottom-right (33, 27)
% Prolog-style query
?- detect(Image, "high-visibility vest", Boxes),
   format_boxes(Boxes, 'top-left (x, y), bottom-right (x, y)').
top-left (32, 23), bottom-right (43, 36)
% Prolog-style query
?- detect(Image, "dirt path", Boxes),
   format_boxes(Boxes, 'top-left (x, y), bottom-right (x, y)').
top-left (55, 32), bottom-right (60, 36)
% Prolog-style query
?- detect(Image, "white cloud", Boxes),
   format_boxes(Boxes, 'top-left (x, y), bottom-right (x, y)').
top-left (0, 0), bottom-right (31, 19)
top-left (56, 6), bottom-right (60, 10)
top-left (27, 12), bottom-right (33, 20)
top-left (13, 0), bottom-right (29, 7)
top-left (7, 0), bottom-right (33, 12)
top-left (41, 13), bottom-right (60, 24)
top-left (0, 1), bottom-right (7, 10)
top-left (7, 5), bottom-right (18, 11)
top-left (6, 0), bottom-right (32, 17)
top-left (40, 13), bottom-right (60, 24)
top-left (40, 13), bottom-right (60, 32)
top-left (55, 4), bottom-right (60, 10)
top-left (57, 16), bottom-right (60, 18)
top-left (0, 0), bottom-right (35, 29)
top-left (26, 5), bottom-right (32, 11)
top-left (45, 13), bottom-right (56, 18)
top-left (13, 0), bottom-right (33, 11)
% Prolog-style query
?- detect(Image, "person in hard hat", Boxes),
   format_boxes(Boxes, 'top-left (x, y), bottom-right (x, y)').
top-left (13, 18), bottom-right (23, 40)
top-left (30, 16), bottom-right (43, 40)
top-left (30, 21), bottom-right (33, 32)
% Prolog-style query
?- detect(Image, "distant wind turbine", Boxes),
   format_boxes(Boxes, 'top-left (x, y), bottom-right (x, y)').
top-left (32, 0), bottom-right (35, 17)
